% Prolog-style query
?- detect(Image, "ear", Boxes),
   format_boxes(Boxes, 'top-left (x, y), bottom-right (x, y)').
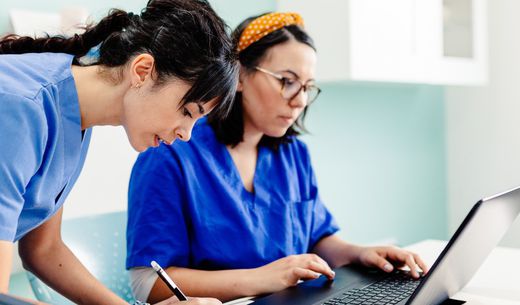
top-left (236, 65), bottom-right (246, 92)
top-left (130, 53), bottom-right (155, 87)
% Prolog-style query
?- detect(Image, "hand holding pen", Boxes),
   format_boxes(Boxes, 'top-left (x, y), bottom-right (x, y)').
top-left (151, 261), bottom-right (188, 301)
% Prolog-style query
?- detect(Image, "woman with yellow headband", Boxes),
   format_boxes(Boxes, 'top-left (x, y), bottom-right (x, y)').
top-left (125, 12), bottom-right (430, 303)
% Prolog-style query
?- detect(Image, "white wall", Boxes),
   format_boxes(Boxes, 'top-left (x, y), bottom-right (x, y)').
top-left (445, 0), bottom-right (520, 248)
top-left (62, 127), bottom-right (137, 219)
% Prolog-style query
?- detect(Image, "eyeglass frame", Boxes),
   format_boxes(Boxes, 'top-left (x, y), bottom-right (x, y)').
top-left (254, 66), bottom-right (321, 104)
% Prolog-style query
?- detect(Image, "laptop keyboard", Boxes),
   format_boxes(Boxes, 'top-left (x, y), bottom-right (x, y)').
top-left (320, 271), bottom-right (422, 305)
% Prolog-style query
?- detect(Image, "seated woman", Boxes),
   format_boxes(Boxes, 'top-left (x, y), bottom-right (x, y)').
top-left (125, 12), bottom-right (429, 303)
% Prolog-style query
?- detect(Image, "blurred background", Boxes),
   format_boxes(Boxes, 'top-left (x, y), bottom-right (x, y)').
top-left (2, 0), bottom-right (520, 297)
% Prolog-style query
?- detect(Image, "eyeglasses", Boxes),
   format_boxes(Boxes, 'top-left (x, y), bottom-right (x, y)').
top-left (254, 66), bottom-right (321, 105)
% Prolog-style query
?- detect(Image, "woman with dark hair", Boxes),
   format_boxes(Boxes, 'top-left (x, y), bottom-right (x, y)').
top-left (126, 12), bottom-right (429, 303)
top-left (0, 0), bottom-right (237, 304)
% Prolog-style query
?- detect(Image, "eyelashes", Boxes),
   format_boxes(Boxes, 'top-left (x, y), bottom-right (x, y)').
top-left (182, 107), bottom-right (193, 118)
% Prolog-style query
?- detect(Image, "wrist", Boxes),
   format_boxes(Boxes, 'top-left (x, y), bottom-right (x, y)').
top-left (346, 244), bottom-right (365, 265)
top-left (244, 267), bottom-right (265, 296)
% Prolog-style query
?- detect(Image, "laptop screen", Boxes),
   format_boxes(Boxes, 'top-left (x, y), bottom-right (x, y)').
top-left (408, 186), bottom-right (520, 305)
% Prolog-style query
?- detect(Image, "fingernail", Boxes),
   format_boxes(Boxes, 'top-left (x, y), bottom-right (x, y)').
top-left (331, 271), bottom-right (335, 276)
top-left (384, 264), bottom-right (393, 272)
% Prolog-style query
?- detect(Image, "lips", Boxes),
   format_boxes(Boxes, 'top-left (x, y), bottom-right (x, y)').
top-left (279, 115), bottom-right (296, 124)
top-left (155, 135), bottom-right (174, 146)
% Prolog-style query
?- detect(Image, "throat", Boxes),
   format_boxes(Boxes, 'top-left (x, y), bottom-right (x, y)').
top-left (227, 145), bottom-right (258, 193)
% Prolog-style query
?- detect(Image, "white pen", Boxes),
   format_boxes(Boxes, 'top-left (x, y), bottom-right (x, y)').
top-left (151, 260), bottom-right (188, 301)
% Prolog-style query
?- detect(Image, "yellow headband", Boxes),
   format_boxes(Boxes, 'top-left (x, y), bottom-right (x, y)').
top-left (237, 12), bottom-right (304, 53)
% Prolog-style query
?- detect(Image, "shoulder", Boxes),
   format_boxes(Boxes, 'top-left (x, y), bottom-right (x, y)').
top-left (265, 137), bottom-right (314, 177)
top-left (279, 137), bottom-right (312, 164)
top-left (0, 92), bottom-right (46, 125)
top-left (0, 92), bottom-right (47, 166)
top-left (0, 53), bottom-right (74, 100)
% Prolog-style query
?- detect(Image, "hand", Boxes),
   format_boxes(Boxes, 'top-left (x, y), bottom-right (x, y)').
top-left (355, 246), bottom-right (429, 279)
top-left (154, 296), bottom-right (222, 305)
top-left (251, 254), bottom-right (335, 295)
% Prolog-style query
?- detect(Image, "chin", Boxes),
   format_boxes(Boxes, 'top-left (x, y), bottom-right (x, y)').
top-left (128, 136), bottom-right (147, 152)
top-left (265, 128), bottom-right (289, 138)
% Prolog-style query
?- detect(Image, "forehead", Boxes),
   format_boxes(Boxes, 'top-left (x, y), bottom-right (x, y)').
top-left (261, 40), bottom-right (317, 78)
top-left (156, 80), bottom-right (216, 113)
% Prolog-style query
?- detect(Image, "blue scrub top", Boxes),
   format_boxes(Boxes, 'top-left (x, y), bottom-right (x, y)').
top-left (126, 118), bottom-right (339, 270)
top-left (0, 53), bottom-right (91, 242)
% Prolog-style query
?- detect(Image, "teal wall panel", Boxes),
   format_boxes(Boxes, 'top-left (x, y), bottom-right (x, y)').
top-left (302, 82), bottom-right (448, 246)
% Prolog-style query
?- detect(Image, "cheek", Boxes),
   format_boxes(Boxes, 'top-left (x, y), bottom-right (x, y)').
top-left (122, 93), bottom-right (165, 139)
top-left (243, 87), bottom-right (281, 116)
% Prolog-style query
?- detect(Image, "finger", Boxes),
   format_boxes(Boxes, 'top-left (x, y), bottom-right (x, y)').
top-left (202, 298), bottom-right (222, 305)
top-left (179, 298), bottom-right (222, 305)
top-left (307, 260), bottom-right (335, 280)
top-left (292, 267), bottom-right (321, 282)
top-left (402, 253), bottom-right (420, 278)
top-left (413, 253), bottom-right (430, 275)
top-left (307, 254), bottom-right (335, 279)
top-left (373, 254), bottom-right (394, 273)
top-left (315, 255), bottom-right (336, 278)
top-left (297, 254), bottom-right (335, 279)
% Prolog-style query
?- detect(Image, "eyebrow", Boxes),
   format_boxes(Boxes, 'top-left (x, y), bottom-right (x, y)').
top-left (280, 69), bottom-right (316, 83)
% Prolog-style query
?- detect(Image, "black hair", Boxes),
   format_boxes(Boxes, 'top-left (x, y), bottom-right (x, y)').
top-left (207, 12), bottom-right (315, 150)
top-left (0, 0), bottom-right (238, 118)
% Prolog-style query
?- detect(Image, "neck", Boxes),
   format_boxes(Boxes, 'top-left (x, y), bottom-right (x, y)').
top-left (234, 118), bottom-right (263, 151)
top-left (71, 65), bottom-right (127, 130)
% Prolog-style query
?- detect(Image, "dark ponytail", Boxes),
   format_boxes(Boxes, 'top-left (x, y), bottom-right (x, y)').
top-left (0, 0), bottom-right (238, 118)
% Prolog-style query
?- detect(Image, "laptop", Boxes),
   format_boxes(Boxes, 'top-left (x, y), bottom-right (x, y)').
top-left (252, 185), bottom-right (520, 305)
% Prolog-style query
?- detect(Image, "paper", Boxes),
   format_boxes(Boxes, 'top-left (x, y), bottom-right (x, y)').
top-left (223, 296), bottom-right (255, 305)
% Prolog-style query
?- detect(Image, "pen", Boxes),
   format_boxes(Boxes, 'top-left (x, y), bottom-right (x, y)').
top-left (151, 260), bottom-right (188, 301)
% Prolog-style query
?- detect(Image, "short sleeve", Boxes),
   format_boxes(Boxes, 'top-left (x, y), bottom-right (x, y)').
top-left (0, 93), bottom-right (46, 241)
top-left (126, 144), bottom-right (191, 269)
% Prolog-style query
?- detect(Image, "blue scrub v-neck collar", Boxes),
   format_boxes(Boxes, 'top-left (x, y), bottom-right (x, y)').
top-left (220, 143), bottom-right (263, 200)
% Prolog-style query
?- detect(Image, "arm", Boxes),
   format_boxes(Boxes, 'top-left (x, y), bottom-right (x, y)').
top-left (312, 234), bottom-right (429, 278)
top-left (0, 241), bottom-right (13, 293)
top-left (18, 207), bottom-right (128, 305)
top-left (311, 234), bottom-right (362, 268)
top-left (148, 254), bottom-right (335, 303)
top-left (1, 241), bottom-right (51, 304)
top-left (19, 208), bottom-right (219, 305)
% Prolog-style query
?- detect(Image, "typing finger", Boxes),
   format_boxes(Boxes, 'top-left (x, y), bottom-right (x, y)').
top-left (292, 267), bottom-right (321, 282)
top-left (307, 260), bottom-right (335, 279)
top-left (413, 253), bottom-right (429, 275)
top-left (403, 253), bottom-right (420, 278)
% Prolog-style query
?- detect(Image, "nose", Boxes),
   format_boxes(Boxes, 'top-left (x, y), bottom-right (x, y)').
top-left (175, 125), bottom-right (193, 142)
top-left (288, 89), bottom-right (308, 108)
